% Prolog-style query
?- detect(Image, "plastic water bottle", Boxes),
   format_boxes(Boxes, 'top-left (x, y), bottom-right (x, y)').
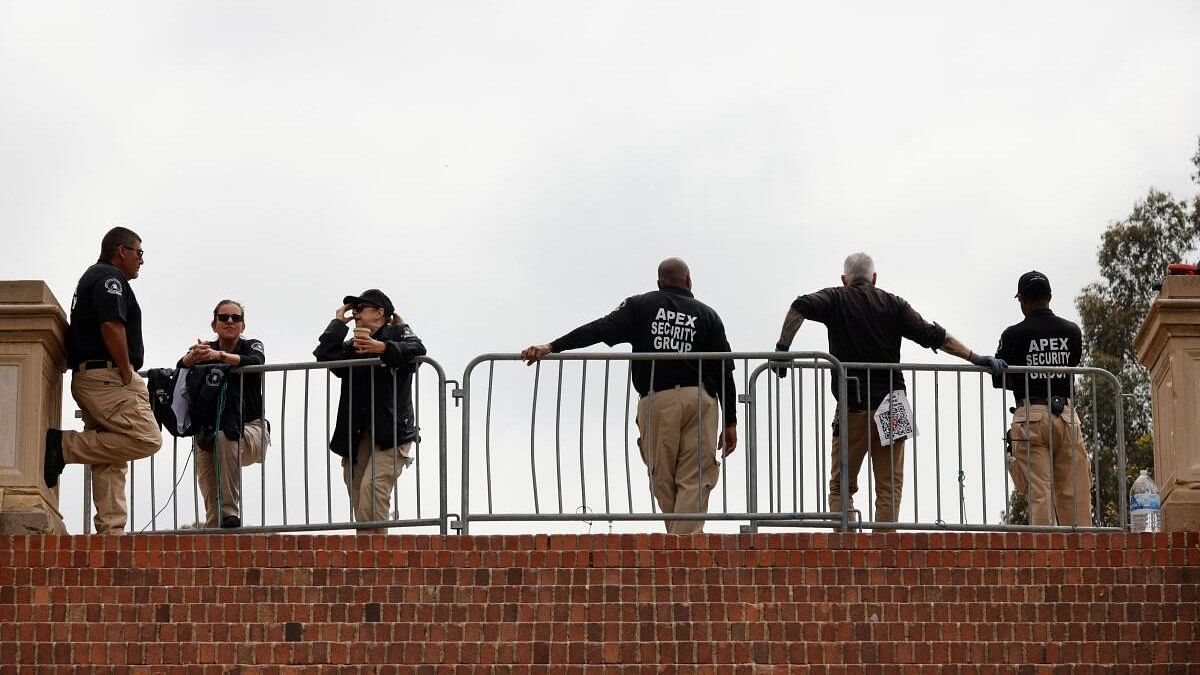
top-left (1129, 469), bottom-right (1161, 533)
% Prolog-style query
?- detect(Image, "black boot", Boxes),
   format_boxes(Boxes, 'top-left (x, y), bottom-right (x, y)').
top-left (44, 429), bottom-right (65, 488)
top-left (220, 515), bottom-right (241, 529)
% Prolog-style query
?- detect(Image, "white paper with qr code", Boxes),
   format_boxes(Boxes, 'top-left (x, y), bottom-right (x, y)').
top-left (873, 390), bottom-right (917, 444)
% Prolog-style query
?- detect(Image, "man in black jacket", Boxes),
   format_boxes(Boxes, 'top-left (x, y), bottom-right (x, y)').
top-left (993, 271), bottom-right (1092, 527)
top-left (774, 252), bottom-right (1005, 524)
top-left (315, 289), bottom-right (425, 527)
top-left (522, 258), bottom-right (737, 533)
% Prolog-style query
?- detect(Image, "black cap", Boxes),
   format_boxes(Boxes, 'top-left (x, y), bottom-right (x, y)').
top-left (343, 288), bottom-right (394, 316)
top-left (1015, 271), bottom-right (1051, 299)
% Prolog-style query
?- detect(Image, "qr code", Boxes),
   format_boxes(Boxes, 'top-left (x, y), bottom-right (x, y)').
top-left (880, 391), bottom-right (915, 441)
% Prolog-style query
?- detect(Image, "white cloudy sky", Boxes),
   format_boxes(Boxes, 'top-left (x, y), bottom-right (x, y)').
top-left (3, 2), bottom-right (1198, 533)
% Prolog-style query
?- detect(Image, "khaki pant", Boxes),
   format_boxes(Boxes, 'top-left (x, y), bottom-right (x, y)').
top-left (829, 410), bottom-right (905, 523)
top-left (342, 433), bottom-right (411, 526)
top-left (636, 386), bottom-right (721, 534)
top-left (1008, 403), bottom-right (1093, 527)
top-left (194, 419), bottom-right (270, 527)
top-left (62, 369), bottom-right (162, 534)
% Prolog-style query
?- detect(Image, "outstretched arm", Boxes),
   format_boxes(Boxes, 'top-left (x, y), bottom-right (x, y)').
top-left (942, 334), bottom-right (1007, 376)
top-left (775, 306), bottom-right (805, 351)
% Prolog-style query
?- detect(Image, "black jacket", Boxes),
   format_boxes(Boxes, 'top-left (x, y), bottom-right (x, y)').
top-left (551, 286), bottom-right (738, 425)
top-left (314, 320), bottom-right (426, 457)
top-left (792, 281), bottom-right (946, 411)
top-left (993, 308), bottom-right (1081, 401)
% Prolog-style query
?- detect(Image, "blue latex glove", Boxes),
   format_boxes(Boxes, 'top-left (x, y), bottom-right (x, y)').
top-left (968, 352), bottom-right (1007, 377)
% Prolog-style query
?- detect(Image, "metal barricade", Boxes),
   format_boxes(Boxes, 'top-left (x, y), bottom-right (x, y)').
top-left (747, 360), bottom-right (1127, 532)
top-left (98, 356), bottom-right (451, 535)
top-left (453, 351), bottom-right (846, 534)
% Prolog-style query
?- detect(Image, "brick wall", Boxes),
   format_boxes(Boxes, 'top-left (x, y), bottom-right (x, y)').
top-left (1, 532), bottom-right (1197, 673)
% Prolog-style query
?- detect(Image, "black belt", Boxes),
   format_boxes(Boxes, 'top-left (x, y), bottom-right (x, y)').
top-left (74, 360), bottom-right (115, 372)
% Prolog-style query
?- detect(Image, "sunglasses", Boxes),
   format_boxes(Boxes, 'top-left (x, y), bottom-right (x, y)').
top-left (214, 313), bottom-right (244, 323)
top-left (120, 244), bottom-right (145, 259)
top-left (353, 304), bottom-right (381, 313)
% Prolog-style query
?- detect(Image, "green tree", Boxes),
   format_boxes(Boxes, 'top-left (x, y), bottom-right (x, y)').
top-left (1073, 139), bottom-right (1200, 526)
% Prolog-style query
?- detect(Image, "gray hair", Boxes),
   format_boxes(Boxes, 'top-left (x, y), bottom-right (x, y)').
top-left (843, 252), bottom-right (875, 283)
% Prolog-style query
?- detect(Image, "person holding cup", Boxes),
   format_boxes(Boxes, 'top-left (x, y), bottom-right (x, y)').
top-left (314, 289), bottom-right (426, 528)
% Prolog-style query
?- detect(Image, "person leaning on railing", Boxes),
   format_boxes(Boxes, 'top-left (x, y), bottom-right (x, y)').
top-left (45, 226), bottom-right (162, 534)
top-left (992, 271), bottom-right (1092, 527)
top-left (178, 299), bottom-right (271, 529)
top-left (521, 257), bottom-right (738, 535)
top-left (314, 288), bottom-right (426, 528)
top-left (772, 252), bottom-right (1006, 525)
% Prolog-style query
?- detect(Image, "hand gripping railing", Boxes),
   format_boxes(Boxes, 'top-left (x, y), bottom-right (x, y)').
top-left (92, 356), bottom-right (451, 535)
top-left (453, 351), bottom-right (846, 534)
top-left (747, 360), bottom-right (1127, 532)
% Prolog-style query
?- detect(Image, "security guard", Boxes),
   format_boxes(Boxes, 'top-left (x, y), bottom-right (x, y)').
top-left (45, 227), bottom-right (162, 534)
top-left (993, 271), bottom-right (1092, 527)
top-left (522, 257), bottom-right (738, 534)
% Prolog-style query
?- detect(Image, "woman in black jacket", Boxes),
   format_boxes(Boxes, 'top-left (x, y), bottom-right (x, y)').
top-left (314, 288), bottom-right (426, 527)
top-left (179, 299), bottom-right (270, 529)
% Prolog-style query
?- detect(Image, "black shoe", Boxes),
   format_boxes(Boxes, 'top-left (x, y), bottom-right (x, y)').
top-left (44, 429), bottom-right (65, 488)
top-left (220, 515), bottom-right (241, 529)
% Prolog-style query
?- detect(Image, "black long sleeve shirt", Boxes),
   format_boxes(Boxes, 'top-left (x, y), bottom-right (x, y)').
top-left (551, 286), bottom-right (738, 425)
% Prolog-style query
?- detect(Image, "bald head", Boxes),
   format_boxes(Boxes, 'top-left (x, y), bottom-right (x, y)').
top-left (656, 257), bottom-right (691, 290)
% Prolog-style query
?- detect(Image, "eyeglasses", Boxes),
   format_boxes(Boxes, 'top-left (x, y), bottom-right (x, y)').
top-left (353, 304), bottom-right (381, 313)
top-left (120, 244), bottom-right (145, 259)
top-left (214, 313), bottom-right (244, 323)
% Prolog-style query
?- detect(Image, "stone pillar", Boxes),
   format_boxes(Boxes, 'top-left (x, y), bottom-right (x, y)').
top-left (1134, 274), bottom-right (1200, 532)
top-left (0, 281), bottom-right (68, 534)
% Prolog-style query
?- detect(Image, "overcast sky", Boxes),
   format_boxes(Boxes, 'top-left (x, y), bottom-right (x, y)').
top-left (3, 2), bottom-right (1198, 533)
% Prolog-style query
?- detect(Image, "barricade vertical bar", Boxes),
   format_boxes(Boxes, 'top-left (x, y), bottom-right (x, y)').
top-left (646, 360), bottom-right (658, 515)
top-left (414, 367), bottom-right (422, 519)
top-left (1114, 380), bottom-right (1128, 528)
top-left (601, 361), bottom-right (611, 515)
top-left (1022, 372), bottom-right (1032, 525)
top-left (1001, 378), bottom-right (1011, 508)
top-left (623, 365), bottom-right (633, 512)
top-left (744, 358), bottom-right (753, 522)
top-left (434, 361), bottom-right (449, 535)
top-left (391, 373), bottom-right (399, 520)
top-left (529, 361), bottom-right (542, 515)
top-left (718, 358), bottom-right (728, 514)
top-left (258, 371), bottom-right (265, 525)
top-left (908, 368), bottom-right (917, 523)
top-left (83, 466), bottom-right (92, 534)
top-left (695, 361), bottom-right (703, 524)
top-left (190, 448), bottom-right (198, 529)
top-left (1090, 380), bottom-right (1101, 524)
top-left (789, 364), bottom-right (797, 512)
top-left (796, 362), bottom-right (803, 514)
top-left (280, 370), bottom-right (288, 526)
top-left (459, 360), bottom-right (473, 534)
top-left (865, 371), bottom-right (873, 524)
top-left (130, 452), bottom-right (136, 533)
top-left (578, 361), bottom-right (588, 512)
top-left (816, 364), bottom-right (824, 510)
top-left (1045, 374), bottom-right (1054, 526)
top-left (934, 371), bottom-right (942, 524)
top-left (303, 369), bottom-right (311, 525)
top-left (836, 362), bottom-right (849, 531)
top-left (978, 373), bottom-right (988, 525)
top-left (956, 372), bottom-right (965, 524)
top-left (171, 437), bottom-right (178, 529)
top-left (325, 370), bottom-right (332, 523)
top-left (554, 362), bottom-right (564, 513)
top-left (149, 440), bottom-right (157, 531)
top-left (484, 361), bottom-right (495, 514)
top-left (766, 370), bottom-right (775, 512)
top-left (368, 363), bottom-right (378, 522)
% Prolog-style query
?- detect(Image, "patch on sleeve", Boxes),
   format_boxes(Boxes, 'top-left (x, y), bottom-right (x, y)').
top-left (104, 279), bottom-right (123, 296)
top-left (251, 341), bottom-right (265, 354)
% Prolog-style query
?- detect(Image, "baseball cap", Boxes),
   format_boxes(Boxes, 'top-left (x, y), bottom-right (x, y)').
top-left (1015, 271), bottom-right (1051, 298)
top-left (343, 288), bottom-right (394, 316)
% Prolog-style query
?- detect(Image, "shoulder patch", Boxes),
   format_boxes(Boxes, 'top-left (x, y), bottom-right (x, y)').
top-left (250, 342), bottom-right (265, 354)
top-left (104, 279), bottom-right (123, 296)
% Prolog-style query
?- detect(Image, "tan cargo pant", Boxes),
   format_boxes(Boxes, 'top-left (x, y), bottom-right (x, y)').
top-left (342, 432), bottom-right (411, 526)
top-left (62, 368), bottom-right (162, 534)
top-left (194, 419), bottom-right (270, 527)
top-left (636, 386), bottom-right (720, 534)
top-left (829, 410), bottom-right (906, 523)
top-left (1008, 403), bottom-right (1093, 527)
